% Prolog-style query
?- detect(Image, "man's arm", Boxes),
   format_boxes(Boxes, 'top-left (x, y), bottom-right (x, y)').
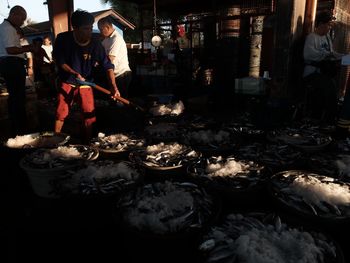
top-left (52, 33), bottom-right (84, 81)
top-left (96, 40), bottom-right (120, 96)
top-left (60, 63), bottom-right (85, 81)
top-left (27, 56), bottom-right (33, 77)
top-left (6, 45), bottom-right (33, 55)
top-left (108, 55), bottom-right (116, 65)
top-left (107, 68), bottom-right (120, 97)
top-left (304, 33), bottom-right (331, 61)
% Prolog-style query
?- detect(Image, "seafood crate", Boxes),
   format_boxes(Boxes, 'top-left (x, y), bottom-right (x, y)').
top-left (187, 155), bottom-right (268, 207)
top-left (198, 212), bottom-right (345, 263)
top-left (129, 142), bottom-right (201, 182)
top-left (19, 145), bottom-right (99, 198)
top-left (113, 181), bottom-right (222, 257)
top-left (62, 160), bottom-right (145, 200)
top-left (268, 170), bottom-right (350, 225)
top-left (181, 129), bottom-right (237, 157)
top-left (90, 132), bottom-right (145, 160)
top-left (1, 132), bottom-right (70, 163)
top-left (267, 128), bottom-right (332, 153)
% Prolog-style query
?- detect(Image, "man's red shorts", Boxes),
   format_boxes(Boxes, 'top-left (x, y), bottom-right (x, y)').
top-left (56, 82), bottom-right (96, 128)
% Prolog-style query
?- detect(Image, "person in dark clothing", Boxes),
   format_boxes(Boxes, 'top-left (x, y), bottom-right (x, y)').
top-left (53, 10), bottom-right (119, 142)
top-left (32, 37), bottom-right (51, 82)
top-left (0, 5), bottom-right (34, 136)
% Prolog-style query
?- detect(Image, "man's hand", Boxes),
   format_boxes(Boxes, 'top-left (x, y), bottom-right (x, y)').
top-left (27, 67), bottom-right (34, 77)
top-left (75, 73), bottom-right (85, 81)
top-left (112, 87), bottom-right (121, 98)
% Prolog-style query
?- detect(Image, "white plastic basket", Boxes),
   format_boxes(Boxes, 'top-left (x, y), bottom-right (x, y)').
top-left (19, 159), bottom-right (79, 198)
top-left (19, 145), bottom-right (99, 198)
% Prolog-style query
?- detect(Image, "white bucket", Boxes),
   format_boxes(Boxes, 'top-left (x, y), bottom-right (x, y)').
top-left (19, 159), bottom-right (80, 198)
top-left (19, 145), bottom-right (99, 198)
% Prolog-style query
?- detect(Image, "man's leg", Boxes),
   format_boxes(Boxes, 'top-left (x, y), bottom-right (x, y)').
top-left (55, 83), bottom-right (74, 133)
top-left (79, 87), bottom-right (96, 143)
top-left (0, 57), bottom-right (27, 135)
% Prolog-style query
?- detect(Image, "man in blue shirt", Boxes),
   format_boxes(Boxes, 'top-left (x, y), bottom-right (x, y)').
top-left (53, 10), bottom-right (120, 142)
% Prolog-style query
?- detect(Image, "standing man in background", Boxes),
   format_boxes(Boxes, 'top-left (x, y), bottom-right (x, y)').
top-left (0, 5), bottom-right (34, 136)
top-left (98, 16), bottom-right (132, 98)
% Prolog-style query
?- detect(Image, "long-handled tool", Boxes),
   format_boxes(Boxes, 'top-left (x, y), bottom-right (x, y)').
top-left (75, 79), bottom-right (145, 112)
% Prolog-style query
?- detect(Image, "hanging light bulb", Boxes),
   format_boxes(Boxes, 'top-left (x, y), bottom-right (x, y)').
top-left (151, 35), bottom-right (162, 47)
top-left (7, 0), bottom-right (11, 8)
top-left (151, 0), bottom-right (161, 47)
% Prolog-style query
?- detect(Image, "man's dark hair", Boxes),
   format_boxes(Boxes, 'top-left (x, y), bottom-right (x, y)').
top-left (97, 16), bottom-right (113, 26)
top-left (71, 9), bottom-right (94, 28)
top-left (43, 35), bottom-right (51, 40)
top-left (316, 11), bottom-right (335, 27)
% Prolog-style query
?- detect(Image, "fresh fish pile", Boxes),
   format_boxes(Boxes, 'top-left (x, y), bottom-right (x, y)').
top-left (199, 213), bottom-right (337, 263)
top-left (293, 123), bottom-right (335, 135)
top-left (188, 156), bottom-right (265, 190)
top-left (268, 128), bottom-right (332, 149)
top-left (270, 170), bottom-right (350, 219)
top-left (5, 132), bottom-right (70, 149)
top-left (68, 160), bottom-right (142, 196)
top-left (222, 121), bottom-right (265, 138)
top-left (308, 154), bottom-right (350, 182)
top-left (21, 145), bottom-right (98, 169)
top-left (117, 181), bottom-right (214, 234)
top-left (183, 130), bottom-right (234, 151)
top-left (144, 123), bottom-right (180, 141)
top-left (91, 132), bottom-right (145, 152)
top-left (178, 115), bottom-right (217, 131)
top-left (132, 142), bottom-right (200, 168)
top-left (333, 138), bottom-right (350, 153)
top-left (237, 143), bottom-right (303, 170)
top-left (149, 100), bottom-right (185, 116)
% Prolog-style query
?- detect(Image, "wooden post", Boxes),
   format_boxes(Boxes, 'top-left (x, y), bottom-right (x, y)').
top-left (249, 16), bottom-right (264, 78)
top-left (47, 0), bottom-right (74, 38)
top-left (303, 0), bottom-right (317, 35)
top-left (273, 0), bottom-right (307, 97)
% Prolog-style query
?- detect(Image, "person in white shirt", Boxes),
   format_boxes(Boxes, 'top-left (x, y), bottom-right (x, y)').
top-left (40, 35), bottom-right (57, 97)
top-left (41, 35), bottom-right (53, 64)
top-left (98, 16), bottom-right (132, 98)
top-left (303, 11), bottom-right (342, 124)
top-left (0, 5), bottom-right (35, 135)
